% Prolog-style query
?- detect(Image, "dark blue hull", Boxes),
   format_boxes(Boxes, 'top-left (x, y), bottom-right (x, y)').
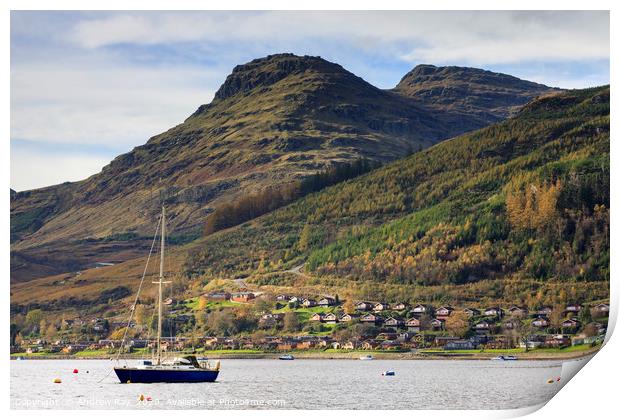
top-left (114, 367), bottom-right (219, 383)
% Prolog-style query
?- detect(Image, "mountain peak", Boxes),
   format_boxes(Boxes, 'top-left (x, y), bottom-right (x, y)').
top-left (212, 53), bottom-right (345, 101)
top-left (397, 64), bottom-right (547, 90)
top-left (394, 64), bottom-right (557, 123)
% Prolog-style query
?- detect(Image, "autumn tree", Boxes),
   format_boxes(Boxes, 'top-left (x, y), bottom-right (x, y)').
top-left (505, 180), bottom-right (561, 231)
top-left (283, 312), bottom-right (299, 332)
top-left (206, 310), bottom-right (237, 336)
top-left (445, 312), bottom-right (470, 338)
top-left (25, 309), bottom-right (44, 331)
top-left (134, 304), bottom-right (148, 327)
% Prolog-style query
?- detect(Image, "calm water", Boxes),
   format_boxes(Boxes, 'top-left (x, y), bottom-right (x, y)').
top-left (11, 358), bottom-right (566, 410)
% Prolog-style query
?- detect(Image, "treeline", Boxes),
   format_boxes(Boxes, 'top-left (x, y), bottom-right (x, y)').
top-left (204, 158), bottom-right (379, 235)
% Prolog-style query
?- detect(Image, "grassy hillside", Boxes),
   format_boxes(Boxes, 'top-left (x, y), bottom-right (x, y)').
top-left (185, 87), bottom-right (609, 301)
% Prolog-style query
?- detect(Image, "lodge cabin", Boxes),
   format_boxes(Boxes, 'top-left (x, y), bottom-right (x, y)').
top-left (289, 296), bottom-right (301, 304)
top-left (587, 321), bottom-right (606, 334)
top-left (317, 338), bottom-right (333, 348)
top-left (592, 303), bottom-right (610, 317)
top-left (384, 317), bottom-right (405, 328)
top-left (532, 317), bottom-right (550, 328)
top-left (376, 332), bottom-right (399, 341)
top-left (275, 294), bottom-right (291, 302)
top-left (430, 318), bottom-right (444, 331)
top-left (434, 336), bottom-right (459, 347)
top-left (405, 318), bottom-right (421, 332)
top-left (380, 340), bottom-right (400, 350)
top-left (535, 306), bottom-right (553, 317)
top-left (318, 297), bottom-right (336, 307)
top-left (361, 339), bottom-right (381, 350)
top-left (339, 313), bottom-right (358, 322)
top-left (483, 307), bottom-right (504, 318)
top-left (373, 302), bottom-right (390, 312)
top-left (561, 318), bottom-right (581, 330)
top-left (435, 306), bottom-right (453, 319)
top-left (322, 313), bottom-right (339, 324)
top-left (484, 336), bottom-right (511, 350)
top-left (355, 301), bottom-right (374, 311)
top-left (564, 303), bottom-right (582, 315)
top-left (309, 313), bottom-right (323, 322)
top-left (474, 320), bottom-right (494, 333)
top-left (411, 304), bottom-right (428, 315)
top-left (301, 298), bottom-right (317, 308)
top-left (507, 306), bottom-right (528, 317)
top-left (463, 308), bottom-right (480, 317)
top-left (231, 292), bottom-right (256, 303)
top-left (343, 340), bottom-right (360, 350)
top-left (258, 314), bottom-right (281, 328)
top-left (205, 291), bottom-right (231, 301)
top-left (360, 313), bottom-right (383, 325)
top-left (519, 335), bottom-right (545, 349)
top-left (392, 302), bottom-right (409, 311)
top-left (444, 340), bottom-right (478, 351)
top-left (545, 334), bottom-right (571, 348)
top-left (61, 344), bottom-right (89, 354)
top-left (277, 340), bottom-right (298, 351)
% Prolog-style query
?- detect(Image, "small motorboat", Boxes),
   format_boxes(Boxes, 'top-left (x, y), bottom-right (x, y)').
top-left (279, 354), bottom-right (295, 360)
top-left (491, 355), bottom-right (518, 361)
top-left (382, 370), bottom-right (395, 376)
top-left (359, 355), bottom-right (374, 360)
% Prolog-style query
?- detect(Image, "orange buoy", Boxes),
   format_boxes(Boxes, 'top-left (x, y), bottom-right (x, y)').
top-left (547, 379), bottom-right (554, 384)
top-left (53, 378), bottom-right (62, 383)
top-left (139, 394), bottom-right (145, 401)
top-left (73, 369), bottom-right (79, 374)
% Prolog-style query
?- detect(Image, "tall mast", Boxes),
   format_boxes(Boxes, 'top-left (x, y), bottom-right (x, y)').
top-left (156, 205), bottom-right (165, 365)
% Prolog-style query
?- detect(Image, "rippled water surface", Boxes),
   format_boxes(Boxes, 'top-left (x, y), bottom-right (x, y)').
top-left (11, 358), bottom-right (565, 410)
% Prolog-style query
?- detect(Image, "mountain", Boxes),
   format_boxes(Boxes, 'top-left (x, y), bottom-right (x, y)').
top-left (394, 64), bottom-right (557, 124)
top-left (10, 86), bottom-right (609, 315)
top-left (10, 54), bottom-right (555, 282)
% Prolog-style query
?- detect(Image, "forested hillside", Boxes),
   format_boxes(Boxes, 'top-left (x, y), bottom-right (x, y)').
top-left (186, 86), bottom-right (609, 302)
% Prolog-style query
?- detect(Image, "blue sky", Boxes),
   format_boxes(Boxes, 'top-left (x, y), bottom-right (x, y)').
top-left (10, 11), bottom-right (609, 191)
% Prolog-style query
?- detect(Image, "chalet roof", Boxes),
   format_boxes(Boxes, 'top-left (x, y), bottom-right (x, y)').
top-left (384, 316), bottom-right (404, 323)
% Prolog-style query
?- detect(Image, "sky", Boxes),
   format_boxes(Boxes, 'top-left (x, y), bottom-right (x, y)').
top-left (10, 10), bottom-right (610, 191)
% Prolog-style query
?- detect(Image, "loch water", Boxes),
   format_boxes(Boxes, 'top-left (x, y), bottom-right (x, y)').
top-left (11, 358), bottom-right (566, 410)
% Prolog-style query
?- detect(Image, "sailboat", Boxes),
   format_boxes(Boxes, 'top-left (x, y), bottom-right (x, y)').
top-left (114, 206), bottom-right (220, 383)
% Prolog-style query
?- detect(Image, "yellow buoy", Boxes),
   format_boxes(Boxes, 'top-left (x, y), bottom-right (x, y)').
top-left (547, 379), bottom-right (554, 384)
top-left (139, 394), bottom-right (145, 401)
top-left (53, 378), bottom-right (62, 383)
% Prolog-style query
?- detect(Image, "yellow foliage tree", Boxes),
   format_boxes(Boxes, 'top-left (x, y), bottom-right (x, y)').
top-left (506, 180), bottom-right (561, 230)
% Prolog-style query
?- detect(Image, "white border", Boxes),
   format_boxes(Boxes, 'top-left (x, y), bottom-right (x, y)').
top-left (3, 1), bottom-right (616, 420)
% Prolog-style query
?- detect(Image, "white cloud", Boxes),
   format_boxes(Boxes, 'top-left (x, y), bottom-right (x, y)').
top-left (70, 11), bottom-right (609, 65)
top-left (10, 148), bottom-right (109, 191)
top-left (11, 61), bottom-right (219, 147)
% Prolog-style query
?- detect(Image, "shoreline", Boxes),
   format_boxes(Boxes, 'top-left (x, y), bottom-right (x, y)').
top-left (10, 347), bottom-right (600, 361)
